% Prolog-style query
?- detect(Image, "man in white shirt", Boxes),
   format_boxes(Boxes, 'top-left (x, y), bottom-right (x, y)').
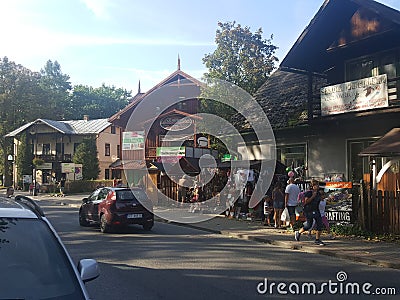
top-left (285, 177), bottom-right (300, 230)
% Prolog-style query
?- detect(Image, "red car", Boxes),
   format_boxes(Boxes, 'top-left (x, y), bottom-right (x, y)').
top-left (79, 187), bottom-right (154, 233)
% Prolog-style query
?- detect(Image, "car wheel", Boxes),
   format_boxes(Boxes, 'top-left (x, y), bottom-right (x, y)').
top-left (79, 210), bottom-right (90, 227)
top-left (100, 214), bottom-right (111, 233)
top-left (143, 222), bottom-right (153, 231)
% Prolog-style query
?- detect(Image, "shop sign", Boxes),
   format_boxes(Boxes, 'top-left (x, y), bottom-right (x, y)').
top-left (160, 115), bottom-right (192, 131)
top-left (36, 162), bottom-right (52, 169)
top-left (123, 131), bottom-right (144, 150)
top-left (61, 163), bottom-right (75, 173)
top-left (156, 146), bottom-right (185, 157)
top-left (321, 74), bottom-right (388, 116)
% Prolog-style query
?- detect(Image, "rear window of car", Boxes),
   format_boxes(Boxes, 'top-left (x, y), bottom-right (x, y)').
top-left (0, 217), bottom-right (85, 299)
top-left (117, 189), bottom-right (147, 202)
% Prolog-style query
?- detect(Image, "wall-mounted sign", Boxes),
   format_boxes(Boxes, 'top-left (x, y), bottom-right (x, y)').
top-left (321, 74), bottom-right (388, 116)
top-left (123, 131), bottom-right (144, 150)
top-left (160, 115), bottom-right (192, 131)
top-left (37, 163), bottom-right (53, 169)
top-left (61, 163), bottom-right (75, 173)
top-left (156, 146), bottom-right (185, 157)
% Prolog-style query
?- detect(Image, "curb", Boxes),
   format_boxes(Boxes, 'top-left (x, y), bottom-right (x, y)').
top-left (156, 218), bottom-right (400, 270)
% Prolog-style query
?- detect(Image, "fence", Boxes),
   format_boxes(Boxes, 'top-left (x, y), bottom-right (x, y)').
top-left (358, 183), bottom-right (400, 234)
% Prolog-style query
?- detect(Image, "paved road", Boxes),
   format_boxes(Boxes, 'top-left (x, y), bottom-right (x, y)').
top-left (41, 200), bottom-right (400, 300)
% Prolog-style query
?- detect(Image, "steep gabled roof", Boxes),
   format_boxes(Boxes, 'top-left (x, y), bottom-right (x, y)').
top-left (5, 118), bottom-right (110, 137)
top-left (281, 0), bottom-right (400, 73)
top-left (108, 69), bottom-right (203, 127)
top-left (230, 69), bottom-right (326, 130)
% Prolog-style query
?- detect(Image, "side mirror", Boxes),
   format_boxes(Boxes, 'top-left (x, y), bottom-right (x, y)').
top-left (82, 198), bottom-right (89, 203)
top-left (78, 259), bottom-right (99, 283)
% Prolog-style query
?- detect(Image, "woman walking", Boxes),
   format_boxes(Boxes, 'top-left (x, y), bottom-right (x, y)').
top-left (272, 181), bottom-right (285, 228)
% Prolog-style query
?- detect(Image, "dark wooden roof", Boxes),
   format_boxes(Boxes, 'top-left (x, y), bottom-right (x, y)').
top-left (108, 69), bottom-right (202, 128)
top-left (231, 69), bottom-right (326, 130)
top-left (281, 0), bottom-right (400, 73)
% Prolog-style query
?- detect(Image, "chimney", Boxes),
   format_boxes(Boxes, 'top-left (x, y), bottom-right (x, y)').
top-left (83, 115), bottom-right (89, 121)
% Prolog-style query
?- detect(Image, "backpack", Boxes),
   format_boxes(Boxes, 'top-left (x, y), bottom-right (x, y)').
top-left (297, 191), bottom-right (307, 206)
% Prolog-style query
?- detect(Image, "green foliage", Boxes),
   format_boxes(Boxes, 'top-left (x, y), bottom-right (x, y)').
top-left (331, 224), bottom-right (400, 244)
top-left (0, 56), bottom-right (131, 179)
top-left (203, 21), bottom-right (278, 96)
top-left (67, 180), bottom-right (112, 193)
top-left (73, 137), bottom-right (100, 180)
top-left (68, 84), bottom-right (131, 120)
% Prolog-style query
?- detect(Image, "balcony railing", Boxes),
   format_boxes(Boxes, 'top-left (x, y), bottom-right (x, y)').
top-left (34, 154), bottom-right (72, 162)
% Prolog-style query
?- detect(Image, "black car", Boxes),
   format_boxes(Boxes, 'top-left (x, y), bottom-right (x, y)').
top-left (79, 187), bottom-right (154, 233)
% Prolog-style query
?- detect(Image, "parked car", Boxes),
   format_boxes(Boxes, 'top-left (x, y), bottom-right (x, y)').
top-left (79, 187), bottom-right (154, 233)
top-left (0, 194), bottom-right (99, 299)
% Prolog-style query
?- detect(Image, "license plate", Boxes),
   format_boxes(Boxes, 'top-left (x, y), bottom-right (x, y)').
top-left (127, 213), bottom-right (142, 219)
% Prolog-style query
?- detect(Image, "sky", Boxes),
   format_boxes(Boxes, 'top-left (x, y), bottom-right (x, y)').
top-left (1, 0), bottom-right (400, 94)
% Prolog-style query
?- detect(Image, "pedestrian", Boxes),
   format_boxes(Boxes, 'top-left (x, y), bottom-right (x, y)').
top-left (272, 181), bottom-right (285, 228)
top-left (263, 195), bottom-right (273, 226)
top-left (285, 177), bottom-right (300, 231)
top-left (308, 194), bottom-right (335, 239)
top-left (295, 179), bottom-right (326, 246)
top-left (59, 177), bottom-right (66, 195)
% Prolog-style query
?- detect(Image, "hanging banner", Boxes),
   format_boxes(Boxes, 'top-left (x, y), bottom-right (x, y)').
top-left (321, 74), bottom-right (388, 116)
top-left (123, 131), bottom-right (145, 150)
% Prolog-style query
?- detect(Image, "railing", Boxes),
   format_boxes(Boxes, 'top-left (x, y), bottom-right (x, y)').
top-left (358, 183), bottom-right (400, 234)
top-left (34, 154), bottom-right (72, 162)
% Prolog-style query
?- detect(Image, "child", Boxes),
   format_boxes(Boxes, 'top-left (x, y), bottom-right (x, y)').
top-left (263, 195), bottom-right (273, 226)
top-left (308, 195), bottom-right (335, 239)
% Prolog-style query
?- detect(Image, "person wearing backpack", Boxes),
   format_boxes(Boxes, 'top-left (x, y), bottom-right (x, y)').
top-left (294, 179), bottom-right (325, 246)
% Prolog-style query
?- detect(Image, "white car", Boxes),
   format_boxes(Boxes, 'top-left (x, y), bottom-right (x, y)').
top-left (0, 194), bottom-right (99, 299)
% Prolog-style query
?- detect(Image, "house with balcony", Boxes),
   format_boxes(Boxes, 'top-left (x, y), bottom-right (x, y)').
top-left (5, 116), bottom-right (120, 187)
top-left (108, 62), bottom-right (219, 201)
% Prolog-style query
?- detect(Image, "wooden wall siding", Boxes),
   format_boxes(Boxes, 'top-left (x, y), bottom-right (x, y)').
top-left (363, 172), bottom-right (400, 192)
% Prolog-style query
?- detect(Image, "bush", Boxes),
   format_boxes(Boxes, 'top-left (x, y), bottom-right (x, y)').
top-left (65, 180), bottom-right (113, 194)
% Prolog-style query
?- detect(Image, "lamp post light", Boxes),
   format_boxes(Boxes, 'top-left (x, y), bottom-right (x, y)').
top-left (7, 154), bottom-right (14, 187)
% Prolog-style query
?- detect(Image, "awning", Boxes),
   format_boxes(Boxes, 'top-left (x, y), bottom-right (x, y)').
top-left (151, 157), bottom-right (201, 175)
top-left (359, 128), bottom-right (400, 157)
top-left (109, 159), bottom-right (147, 170)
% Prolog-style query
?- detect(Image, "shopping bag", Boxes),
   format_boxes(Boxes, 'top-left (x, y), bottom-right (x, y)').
top-left (281, 207), bottom-right (290, 222)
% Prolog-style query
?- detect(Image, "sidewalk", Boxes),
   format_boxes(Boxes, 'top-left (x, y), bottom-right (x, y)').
top-left (14, 191), bottom-right (400, 270)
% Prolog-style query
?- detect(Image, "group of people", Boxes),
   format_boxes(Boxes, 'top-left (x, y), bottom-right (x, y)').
top-left (263, 177), bottom-right (332, 246)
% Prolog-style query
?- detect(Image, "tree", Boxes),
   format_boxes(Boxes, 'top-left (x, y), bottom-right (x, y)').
top-left (72, 137), bottom-right (100, 180)
top-left (202, 21), bottom-right (278, 95)
top-left (68, 84), bottom-right (131, 119)
top-left (39, 60), bottom-right (72, 120)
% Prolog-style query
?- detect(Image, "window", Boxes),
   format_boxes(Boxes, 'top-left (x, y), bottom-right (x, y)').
top-left (111, 125), bottom-right (116, 134)
top-left (42, 144), bottom-right (50, 155)
top-left (105, 143), bottom-right (110, 156)
top-left (276, 144), bottom-right (306, 169)
top-left (117, 145), bottom-right (120, 158)
top-left (105, 169), bottom-right (110, 180)
top-left (73, 143), bottom-right (80, 153)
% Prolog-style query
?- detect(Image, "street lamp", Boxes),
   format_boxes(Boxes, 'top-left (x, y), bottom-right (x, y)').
top-left (7, 154), bottom-right (14, 188)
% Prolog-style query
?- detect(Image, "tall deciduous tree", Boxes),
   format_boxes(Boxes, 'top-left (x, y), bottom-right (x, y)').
top-left (203, 21), bottom-right (278, 95)
top-left (68, 84), bottom-right (131, 119)
top-left (73, 138), bottom-right (100, 180)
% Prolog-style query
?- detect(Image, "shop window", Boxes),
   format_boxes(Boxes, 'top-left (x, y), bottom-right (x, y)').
top-left (276, 144), bottom-right (306, 169)
top-left (105, 143), bottom-right (110, 156)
